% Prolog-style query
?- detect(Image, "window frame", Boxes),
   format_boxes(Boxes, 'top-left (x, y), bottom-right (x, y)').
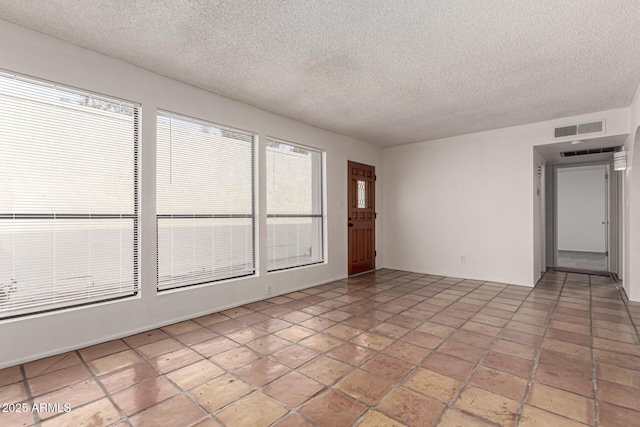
top-left (266, 136), bottom-right (325, 273)
top-left (155, 109), bottom-right (257, 291)
top-left (0, 70), bottom-right (140, 319)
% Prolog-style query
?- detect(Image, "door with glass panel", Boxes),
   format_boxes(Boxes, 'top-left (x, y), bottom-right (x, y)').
top-left (348, 161), bottom-right (375, 275)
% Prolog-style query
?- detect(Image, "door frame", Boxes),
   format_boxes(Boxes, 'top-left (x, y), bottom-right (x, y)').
top-left (550, 160), bottom-right (618, 274)
top-left (346, 159), bottom-right (377, 276)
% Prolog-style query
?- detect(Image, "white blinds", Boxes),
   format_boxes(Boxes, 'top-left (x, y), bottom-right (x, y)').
top-left (157, 111), bottom-right (255, 290)
top-left (266, 138), bottom-right (323, 271)
top-left (0, 71), bottom-right (138, 318)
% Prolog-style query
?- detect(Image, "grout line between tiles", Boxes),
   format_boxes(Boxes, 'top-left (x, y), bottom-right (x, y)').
top-left (350, 276), bottom-right (529, 426)
top-left (133, 321), bottom-right (290, 426)
top-left (349, 278), bottom-right (486, 426)
top-left (75, 348), bottom-right (134, 427)
top-left (513, 272), bottom-right (567, 426)
top-left (430, 284), bottom-right (526, 426)
top-left (9, 270), bottom-right (630, 427)
top-left (19, 364), bottom-right (40, 427)
top-left (277, 274), bottom-right (460, 425)
top-left (302, 271), bottom-right (432, 424)
top-left (589, 275), bottom-right (600, 427)
top-left (291, 274), bottom-right (445, 424)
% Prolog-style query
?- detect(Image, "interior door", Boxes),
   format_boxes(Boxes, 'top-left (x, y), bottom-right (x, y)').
top-left (348, 161), bottom-right (375, 275)
top-left (555, 164), bottom-right (609, 272)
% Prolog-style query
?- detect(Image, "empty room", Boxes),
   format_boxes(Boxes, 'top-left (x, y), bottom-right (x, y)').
top-left (1, 1), bottom-right (640, 427)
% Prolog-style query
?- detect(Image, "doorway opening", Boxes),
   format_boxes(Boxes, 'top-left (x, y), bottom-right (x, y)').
top-left (553, 163), bottom-right (613, 274)
top-left (347, 161), bottom-right (375, 276)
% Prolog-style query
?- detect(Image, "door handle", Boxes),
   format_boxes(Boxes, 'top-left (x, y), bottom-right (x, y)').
top-left (348, 223), bottom-right (354, 227)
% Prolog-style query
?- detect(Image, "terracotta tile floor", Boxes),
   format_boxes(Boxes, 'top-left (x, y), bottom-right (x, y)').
top-left (2, 269), bottom-right (640, 427)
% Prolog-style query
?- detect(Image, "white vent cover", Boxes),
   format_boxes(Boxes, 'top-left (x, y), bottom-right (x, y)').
top-left (559, 145), bottom-right (621, 157)
top-left (554, 120), bottom-right (605, 138)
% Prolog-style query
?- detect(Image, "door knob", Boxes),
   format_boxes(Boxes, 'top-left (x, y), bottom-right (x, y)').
top-left (348, 223), bottom-right (354, 227)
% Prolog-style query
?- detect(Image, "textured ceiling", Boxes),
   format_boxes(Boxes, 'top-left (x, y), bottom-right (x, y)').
top-left (1, 1), bottom-right (640, 147)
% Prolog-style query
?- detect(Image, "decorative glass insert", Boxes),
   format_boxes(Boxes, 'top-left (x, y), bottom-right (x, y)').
top-left (357, 180), bottom-right (366, 208)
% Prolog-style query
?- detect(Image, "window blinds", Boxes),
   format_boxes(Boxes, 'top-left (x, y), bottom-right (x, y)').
top-left (0, 71), bottom-right (139, 318)
top-left (266, 138), bottom-right (324, 271)
top-left (157, 111), bottom-right (255, 290)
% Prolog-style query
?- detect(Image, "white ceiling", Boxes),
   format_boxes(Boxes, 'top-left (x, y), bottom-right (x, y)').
top-left (1, 1), bottom-right (640, 147)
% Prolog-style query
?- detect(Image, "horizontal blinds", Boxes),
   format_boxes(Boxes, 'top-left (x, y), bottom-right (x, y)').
top-left (157, 111), bottom-right (255, 290)
top-left (0, 71), bottom-right (138, 318)
top-left (266, 138), bottom-right (323, 271)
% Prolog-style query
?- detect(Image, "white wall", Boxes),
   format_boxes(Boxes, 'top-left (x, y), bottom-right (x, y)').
top-left (556, 165), bottom-right (607, 253)
top-left (624, 80), bottom-right (640, 300)
top-left (0, 20), bottom-right (383, 368)
top-left (383, 108), bottom-right (630, 287)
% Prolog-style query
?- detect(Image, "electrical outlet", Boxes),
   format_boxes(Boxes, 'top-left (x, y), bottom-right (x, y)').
top-left (460, 256), bottom-right (466, 263)
top-left (267, 285), bottom-right (272, 296)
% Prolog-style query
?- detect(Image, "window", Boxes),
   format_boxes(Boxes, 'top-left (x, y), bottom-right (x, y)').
top-left (357, 180), bottom-right (367, 208)
top-left (266, 137), bottom-right (324, 271)
top-left (0, 71), bottom-right (139, 318)
top-left (156, 111), bottom-right (255, 290)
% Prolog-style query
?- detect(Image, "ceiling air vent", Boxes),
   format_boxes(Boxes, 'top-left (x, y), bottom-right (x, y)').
top-left (578, 121), bottom-right (603, 134)
top-left (555, 125), bottom-right (577, 138)
top-left (554, 120), bottom-right (605, 139)
top-left (560, 145), bottom-right (621, 157)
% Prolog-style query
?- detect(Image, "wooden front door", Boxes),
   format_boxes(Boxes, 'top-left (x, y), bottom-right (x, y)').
top-left (348, 161), bottom-right (375, 275)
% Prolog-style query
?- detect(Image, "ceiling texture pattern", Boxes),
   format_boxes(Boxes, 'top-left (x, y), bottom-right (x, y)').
top-left (1, 0), bottom-right (639, 147)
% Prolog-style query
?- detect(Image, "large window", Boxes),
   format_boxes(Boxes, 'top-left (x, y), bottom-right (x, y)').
top-left (266, 137), bottom-right (324, 271)
top-left (0, 71), bottom-right (139, 318)
top-left (157, 112), bottom-right (255, 290)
